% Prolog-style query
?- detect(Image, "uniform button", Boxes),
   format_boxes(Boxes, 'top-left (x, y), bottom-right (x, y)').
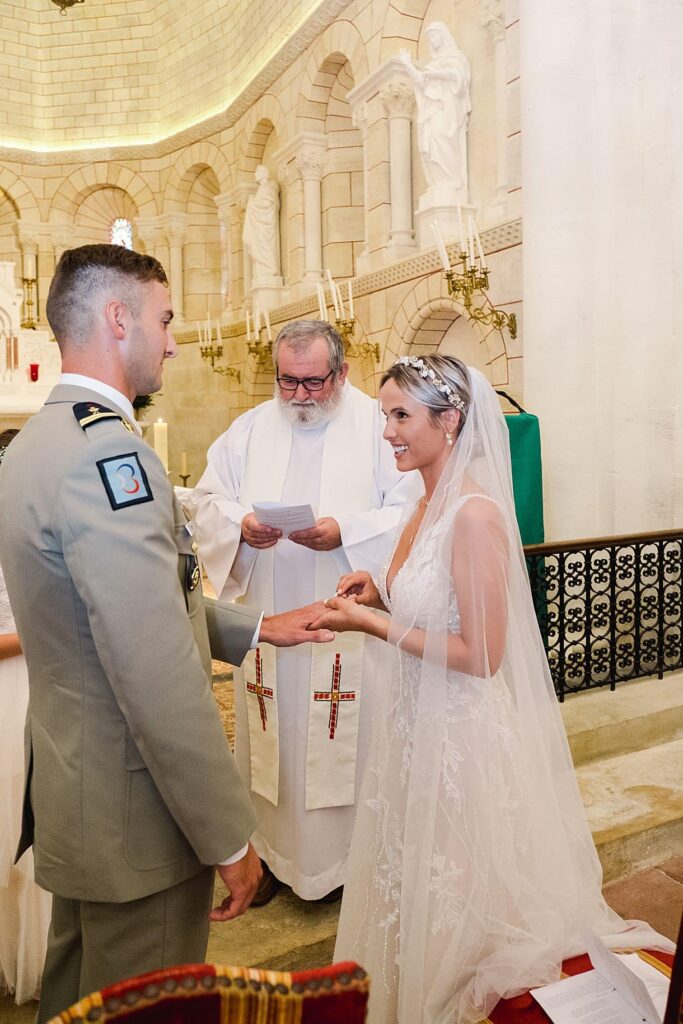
top-left (191, 541), bottom-right (198, 552)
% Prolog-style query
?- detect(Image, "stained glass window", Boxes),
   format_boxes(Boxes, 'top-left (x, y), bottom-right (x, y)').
top-left (111, 218), bottom-right (133, 249)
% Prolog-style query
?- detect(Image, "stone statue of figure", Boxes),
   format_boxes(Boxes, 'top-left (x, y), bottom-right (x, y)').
top-left (398, 23), bottom-right (472, 193)
top-left (242, 165), bottom-right (281, 280)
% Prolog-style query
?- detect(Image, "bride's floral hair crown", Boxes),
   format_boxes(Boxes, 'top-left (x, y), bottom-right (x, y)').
top-left (394, 355), bottom-right (466, 411)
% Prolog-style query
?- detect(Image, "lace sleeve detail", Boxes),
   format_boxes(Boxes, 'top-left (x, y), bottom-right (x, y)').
top-left (0, 566), bottom-right (17, 635)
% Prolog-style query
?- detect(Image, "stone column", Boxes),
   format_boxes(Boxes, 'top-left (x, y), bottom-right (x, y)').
top-left (292, 135), bottom-right (327, 285)
top-left (380, 81), bottom-right (416, 255)
top-left (351, 102), bottom-right (370, 274)
top-left (159, 214), bottom-right (189, 323)
top-left (213, 192), bottom-right (232, 313)
top-left (481, 0), bottom-right (509, 219)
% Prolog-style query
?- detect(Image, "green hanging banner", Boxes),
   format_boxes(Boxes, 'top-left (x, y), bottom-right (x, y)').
top-left (499, 399), bottom-right (545, 546)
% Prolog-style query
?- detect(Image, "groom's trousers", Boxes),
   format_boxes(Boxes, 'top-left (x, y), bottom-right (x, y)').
top-left (37, 866), bottom-right (214, 1024)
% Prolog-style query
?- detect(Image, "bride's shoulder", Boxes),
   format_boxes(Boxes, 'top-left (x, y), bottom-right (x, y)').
top-left (450, 492), bottom-right (504, 534)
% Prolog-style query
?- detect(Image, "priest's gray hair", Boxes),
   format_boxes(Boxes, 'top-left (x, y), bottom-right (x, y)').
top-left (272, 320), bottom-right (345, 375)
top-left (381, 353), bottom-right (471, 428)
top-left (46, 244), bottom-right (168, 350)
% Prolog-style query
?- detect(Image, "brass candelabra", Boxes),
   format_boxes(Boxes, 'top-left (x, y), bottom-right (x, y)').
top-left (247, 336), bottom-right (273, 372)
top-left (445, 254), bottom-right (517, 339)
top-left (199, 337), bottom-right (241, 383)
top-left (21, 278), bottom-right (38, 329)
top-left (335, 318), bottom-right (380, 362)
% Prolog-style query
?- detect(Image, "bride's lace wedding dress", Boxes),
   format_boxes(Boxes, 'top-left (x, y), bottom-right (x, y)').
top-left (334, 495), bottom-right (627, 1024)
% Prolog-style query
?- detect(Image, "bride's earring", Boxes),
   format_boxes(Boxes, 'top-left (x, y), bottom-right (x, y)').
top-left (445, 431), bottom-right (454, 447)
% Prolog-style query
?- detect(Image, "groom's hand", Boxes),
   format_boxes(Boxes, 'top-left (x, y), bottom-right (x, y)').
top-left (289, 517), bottom-right (341, 551)
top-left (259, 602), bottom-right (335, 646)
top-left (211, 842), bottom-right (262, 921)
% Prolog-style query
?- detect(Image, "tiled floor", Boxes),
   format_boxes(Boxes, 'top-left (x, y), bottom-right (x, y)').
top-left (1, 858), bottom-right (680, 1024)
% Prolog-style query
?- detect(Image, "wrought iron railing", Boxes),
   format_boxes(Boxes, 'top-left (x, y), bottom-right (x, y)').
top-left (524, 530), bottom-right (683, 701)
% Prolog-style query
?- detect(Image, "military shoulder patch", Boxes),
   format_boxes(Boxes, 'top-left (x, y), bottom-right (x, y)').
top-left (74, 402), bottom-right (134, 433)
top-left (97, 452), bottom-right (154, 510)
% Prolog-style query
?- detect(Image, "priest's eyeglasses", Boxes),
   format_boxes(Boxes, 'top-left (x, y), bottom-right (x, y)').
top-left (276, 370), bottom-right (335, 392)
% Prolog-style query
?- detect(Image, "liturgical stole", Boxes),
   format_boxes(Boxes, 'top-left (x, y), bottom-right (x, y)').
top-left (238, 392), bottom-right (375, 810)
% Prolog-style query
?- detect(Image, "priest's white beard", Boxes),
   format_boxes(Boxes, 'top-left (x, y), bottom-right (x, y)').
top-left (275, 378), bottom-right (344, 427)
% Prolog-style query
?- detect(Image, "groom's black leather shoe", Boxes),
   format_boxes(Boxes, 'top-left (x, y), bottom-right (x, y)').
top-left (251, 860), bottom-right (282, 907)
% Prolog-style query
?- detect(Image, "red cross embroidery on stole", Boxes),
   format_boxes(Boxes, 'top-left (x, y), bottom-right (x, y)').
top-left (313, 653), bottom-right (356, 739)
top-left (246, 649), bottom-right (274, 731)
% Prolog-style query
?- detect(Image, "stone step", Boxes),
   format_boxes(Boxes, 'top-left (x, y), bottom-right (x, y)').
top-left (576, 737), bottom-right (683, 882)
top-left (561, 671), bottom-right (683, 767)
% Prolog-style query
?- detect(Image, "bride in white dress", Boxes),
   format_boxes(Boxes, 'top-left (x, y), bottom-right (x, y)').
top-left (0, 429), bottom-right (51, 1004)
top-left (312, 356), bottom-right (671, 1023)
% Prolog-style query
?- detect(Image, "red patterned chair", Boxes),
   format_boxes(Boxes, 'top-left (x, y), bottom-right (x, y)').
top-left (46, 961), bottom-right (369, 1024)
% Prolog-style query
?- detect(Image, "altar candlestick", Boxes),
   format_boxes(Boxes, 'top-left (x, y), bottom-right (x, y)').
top-left (254, 305), bottom-right (261, 335)
top-left (336, 280), bottom-right (346, 319)
top-left (180, 450), bottom-right (188, 477)
top-left (153, 418), bottom-right (168, 472)
top-left (467, 217), bottom-right (476, 268)
top-left (23, 251), bottom-right (36, 280)
top-left (264, 309), bottom-right (272, 341)
top-left (431, 222), bottom-right (451, 273)
top-left (348, 279), bottom-right (354, 318)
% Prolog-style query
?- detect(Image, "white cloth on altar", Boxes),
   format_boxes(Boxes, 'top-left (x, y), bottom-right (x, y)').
top-left (189, 383), bottom-right (419, 898)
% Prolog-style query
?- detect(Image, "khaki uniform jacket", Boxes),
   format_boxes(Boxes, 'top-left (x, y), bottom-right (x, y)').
top-left (0, 384), bottom-right (258, 903)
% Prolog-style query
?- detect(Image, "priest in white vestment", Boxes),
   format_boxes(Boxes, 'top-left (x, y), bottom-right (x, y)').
top-left (189, 321), bottom-right (418, 901)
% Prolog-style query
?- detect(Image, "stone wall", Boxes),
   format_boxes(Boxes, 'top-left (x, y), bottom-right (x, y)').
top-left (0, 0), bottom-right (521, 494)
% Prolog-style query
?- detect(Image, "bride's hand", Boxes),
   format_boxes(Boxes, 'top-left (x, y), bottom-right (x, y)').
top-left (308, 596), bottom-right (377, 635)
top-left (335, 571), bottom-right (384, 609)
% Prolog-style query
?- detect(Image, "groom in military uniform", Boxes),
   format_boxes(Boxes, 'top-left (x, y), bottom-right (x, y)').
top-left (0, 244), bottom-right (332, 1022)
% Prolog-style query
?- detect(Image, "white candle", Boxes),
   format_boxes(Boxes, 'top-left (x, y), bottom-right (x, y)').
top-left (457, 206), bottom-right (465, 253)
top-left (431, 222), bottom-right (451, 272)
top-left (206, 312), bottom-right (211, 344)
top-left (246, 310), bottom-right (252, 341)
top-left (467, 217), bottom-right (476, 267)
top-left (153, 419), bottom-right (168, 472)
top-left (326, 270), bottom-right (341, 318)
top-left (264, 309), bottom-right (272, 341)
top-left (348, 279), bottom-right (354, 318)
top-left (180, 450), bottom-right (188, 476)
top-left (215, 320), bottom-right (221, 347)
top-left (23, 251), bottom-right (36, 280)
top-left (195, 322), bottom-right (202, 345)
top-left (473, 223), bottom-right (487, 270)
top-left (254, 305), bottom-right (261, 334)
top-left (337, 280), bottom-right (346, 319)
top-left (316, 283), bottom-right (326, 321)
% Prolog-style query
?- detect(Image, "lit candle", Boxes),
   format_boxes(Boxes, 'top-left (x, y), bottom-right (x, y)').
top-left (245, 310), bottom-right (252, 341)
top-left (431, 222), bottom-right (451, 272)
top-left (180, 450), bottom-right (188, 476)
top-left (153, 418), bottom-right (169, 472)
top-left (264, 309), bottom-right (272, 341)
top-left (348, 279), bottom-right (354, 318)
top-left (457, 206), bottom-right (465, 253)
top-left (326, 270), bottom-right (341, 319)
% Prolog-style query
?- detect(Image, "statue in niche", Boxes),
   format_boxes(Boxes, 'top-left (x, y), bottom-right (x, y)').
top-left (398, 22), bottom-right (472, 194)
top-left (242, 165), bottom-right (281, 281)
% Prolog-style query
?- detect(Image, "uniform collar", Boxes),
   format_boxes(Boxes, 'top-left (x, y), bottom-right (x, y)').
top-left (57, 374), bottom-right (141, 434)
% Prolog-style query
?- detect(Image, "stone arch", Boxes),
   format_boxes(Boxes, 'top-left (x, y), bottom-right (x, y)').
top-left (385, 274), bottom-right (510, 386)
top-left (378, 0), bottom-right (430, 63)
top-left (296, 21), bottom-right (369, 133)
top-left (163, 141), bottom-right (233, 211)
top-left (49, 164), bottom-right (157, 223)
top-left (0, 168), bottom-right (39, 221)
top-left (236, 96), bottom-right (286, 179)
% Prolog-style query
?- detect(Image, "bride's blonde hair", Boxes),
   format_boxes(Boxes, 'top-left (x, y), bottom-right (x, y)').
top-left (381, 354), bottom-right (471, 428)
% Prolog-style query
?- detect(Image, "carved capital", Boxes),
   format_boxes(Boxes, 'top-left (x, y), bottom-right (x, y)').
top-left (134, 215), bottom-right (164, 251)
top-left (160, 213), bottom-right (190, 248)
top-left (380, 81), bottom-right (415, 119)
top-left (295, 145), bottom-right (326, 181)
top-left (478, 0), bottom-right (505, 40)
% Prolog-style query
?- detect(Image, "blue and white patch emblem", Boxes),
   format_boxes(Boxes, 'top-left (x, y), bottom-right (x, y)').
top-left (97, 453), bottom-right (154, 510)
